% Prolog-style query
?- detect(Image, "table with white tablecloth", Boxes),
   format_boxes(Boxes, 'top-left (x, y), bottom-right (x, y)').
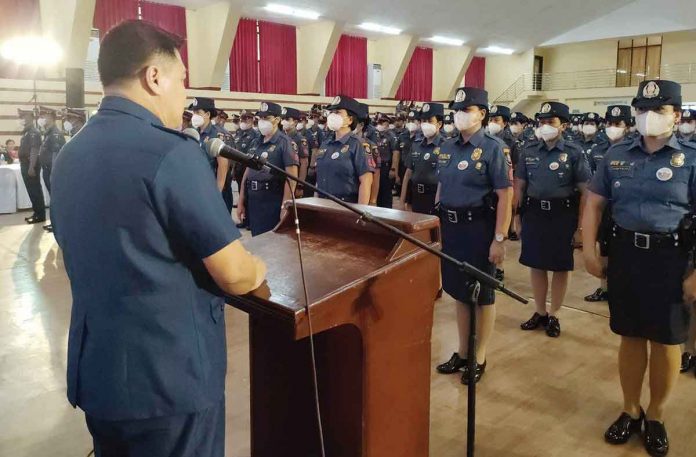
top-left (0, 163), bottom-right (50, 214)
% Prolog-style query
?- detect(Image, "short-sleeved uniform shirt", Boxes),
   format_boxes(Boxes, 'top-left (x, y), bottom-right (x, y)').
top-left (287, 130), bottom-right (310, 160)
top-left (588, 139), bottom-right (612, 174)
top-left (437, 128), bottom-right (511, 208)
top-left (246, 129), bottom-right (299, 183)
top-left (376, 129), bottom-right (399, 166)
top-left (19, 125), bottom-right (41, 163)
top-left (316, 132), bottom-right (374, 200)
top-left (590, 135), bottom-right (696, 233)
top-left (50, 96), bottom-right (240, 420)
top-left (40, 125), bottom-right (66, 164)
top-left (515, 138), bottom-right (591, 199)
top-left (409, 133), bottom-right (444, 186)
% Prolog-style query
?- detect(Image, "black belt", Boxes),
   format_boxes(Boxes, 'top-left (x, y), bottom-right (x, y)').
top-left (612, 225), bottom-right (680, 250)
top-left (439, 205), bottom-right (493, 224)
top-left (412, 182), bottom-right (437, 194)
top-left (247, 180), bottom-right (283, 192)
top-left (525, 196), bottom-right (575, 212)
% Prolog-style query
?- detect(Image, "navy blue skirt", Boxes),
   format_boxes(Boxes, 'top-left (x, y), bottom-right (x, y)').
top-left (520, 206), bottom-right (578, 271)
top-left (607, 235), bottom-right (691, 345)
top-left (247, 189), bottom-right (283, 237)
top-left (440, 212), bottom-right (496, 305)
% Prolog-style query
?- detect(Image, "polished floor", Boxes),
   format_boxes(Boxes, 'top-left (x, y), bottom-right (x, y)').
top-left (1, 210), bottom-right (695, 457)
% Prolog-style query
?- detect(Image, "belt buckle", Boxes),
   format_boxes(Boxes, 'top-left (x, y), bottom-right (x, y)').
top-left (251, 181), bottom-right (258, 191)
top-left (417, 183), bottom-right (425, 194)
top-left (634, 232), bottom-right (650, 250)
top-left (540, 200), bottom-right (551, 211)
top-left (447, 209), bottom-right (458, 224)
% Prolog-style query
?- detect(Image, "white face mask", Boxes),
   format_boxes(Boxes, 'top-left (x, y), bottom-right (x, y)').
top-left (534, 127), bottom-right (542, 140)
top-left (487, 122), bottom-right (503, 135)
top-left (582, 124), bottom-right (597, 136)
top-left (37, 117), bottom-right (47, 129)
top-left (454, 111), bottom-right (480, 132)
top-left (539, 124), bottom-right (560, 142)
top-left (240, 122), bottom-right (251, 131)
top-left (376, 124), bottom-right (387, 133)
top-left (389, 124), bottom-right (395, 130)
top-left (307, 119), bottom-right (315, 128)
top-left (211, 119), bottom-right (217, 126)
top-left (679, 122), bottom-right (696, 135)
top-left (421, 122), bottom-right (438, 138)
top-left (63, 120), bottom-right (73, 133)
top-left (281, 119), bottom-right (292, 131)
top-left (327, 113), bottom-right (345, 132)
top-left (443, 124), bottom-right (455, 134)
top-left (406, 122), bottom-right (418, 133)
top-left (510, 124), bottom-right (522, 135)
top-left (636, 111), bottom-right (675, 138)
top-left (571, 125), bottom-right (580, 133)
top-left (318, 123), bottom-right (326, 131)
top-left (191, 114), bottom-right (204, 129)
top-left (605, 126), bottom-right (626, 142)
top-left (297, 122), bottom-right (305, 131)
top-left (258, 119), bottom-right (274, 136)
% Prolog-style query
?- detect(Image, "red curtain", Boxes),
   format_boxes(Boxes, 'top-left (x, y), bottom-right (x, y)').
top-left (464, 57), bottom-right (486, 89)
top-left (0, 0), bottom-right (41, 79)
top-left (395, 46), bottom-right (433, 102)
top-left (230, 18), bottom-right (259, 93)
top-left (140, 1), bottom-right (189, 86)
top-left (93, 0), bottom-right (139, 39)
top-left (325, 35), bottom-right (367, 99)
top-left (258, 21), bottom-right (297, 95)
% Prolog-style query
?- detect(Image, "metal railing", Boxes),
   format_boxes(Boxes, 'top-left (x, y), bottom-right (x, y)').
top-left (494, 63), bottom-right (696, 105)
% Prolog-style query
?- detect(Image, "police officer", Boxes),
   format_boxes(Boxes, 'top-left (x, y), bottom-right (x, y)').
top-left (17, 108), bottom-right (46, 224)
top-left (237, 101), bottom-right (299, 236)
top-left (375, 114), bottom-right (399, 207)
top-left (573, 112), bottom-right (602, 160)
top-left (50, 20), bottom-right (265, 456)
top-left (63, 108), bottom-right (87, 138)
top-left (281, 106), bottom-right (310, 185)
top-left (583, 105), bottom-right (632, 303)
top-left (303, 107), bottom-right (325, 198)
top-left (487, 105), bottom-right (516, 149)
top-left (37, 106), bottom-right (66, 232)
top-left (515, 101), bottom-right (590, 338)
top-left (315, 95), bottom-right (374, 204)
top-left (583, 80), bottom-right (695, 456)
top-left (397, 108), bottom-right (421, 208)
top-left (191, 97), bottom-right (233, 212)
top-left (399, 102), bottom-right (444, 214)
top-left (233, 110), bottom-right (259, 228)
top-left (442, 112), bottom-right (456, 138)
top-left (677, 108), bottom-right (695, 142)
top-left (353, 102), bottom-right (381, 205)
top-left (434, 87), bottom-right (512, 385)
top-left (565, 115), bottom-right (582, 142)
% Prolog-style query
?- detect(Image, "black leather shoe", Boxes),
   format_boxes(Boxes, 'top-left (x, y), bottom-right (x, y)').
top-left (436, 353), bottom-right (466, 374)
top-left (461, 360), bottom-right (487, 385)
top-left (644, 419), bottom-right (669, 456)
top-left (43, 224), bottom-right (53, 232)
top-left (584, 288), bottom-right (609, 302)
top-left (495, 269), bottom-right (504, 281)
top-left (605, 409), bottom-right (644, 444)
top-left (235, 221), bottom-right (247, 228)
top-left (546, 316), bottom-right (561, 337)
top-left (24, 214), bottom-right (34, 222)
top-left (520, 312), bottom-right (548, 331)
top-left (26, 216), bottom-right (46, 224)
top-left (681, 352), bottom-right (693, 373)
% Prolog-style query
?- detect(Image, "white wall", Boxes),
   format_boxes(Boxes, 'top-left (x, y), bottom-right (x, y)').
top-left (484, 49), bottom-right (534, 102)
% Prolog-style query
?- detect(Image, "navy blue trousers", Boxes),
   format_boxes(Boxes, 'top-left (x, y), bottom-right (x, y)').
top-left (86, 397), bottom-right (225, 457)
top-left (20, 159), bottom-right (45, 218)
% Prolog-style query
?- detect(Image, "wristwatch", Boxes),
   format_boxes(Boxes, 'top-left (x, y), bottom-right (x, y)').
top-left (495, 233), bottom-right (506, 243)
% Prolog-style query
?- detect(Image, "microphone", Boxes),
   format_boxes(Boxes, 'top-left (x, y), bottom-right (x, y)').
top-left (205, 137), bottom-right (269, 172)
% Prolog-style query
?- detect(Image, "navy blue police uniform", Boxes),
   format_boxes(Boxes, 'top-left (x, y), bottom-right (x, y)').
top-left (18, 109), bottom-right (46, 222)
top-left (246, 101), bottom-right (299, 236)
top-left (573, 112), bottom-right (602, 161)
top-left (489, 105), bottom-right (516, 149)
top-left (316, 95), bottom-right (374, 203)
top-left (409, 102), bottom-right (445, 214)
top-left (442, 113), bottom-right (457, 139)
top-left (516, 102), bottom-right (591, 271)
top-left (375, 114), bottom-right (399, 208)
top-left (281, 107), bottom-right (311, 170)
top-left (678, 108), bottom-right (696, 143)
top-left (591, 80), bottom-right (695, 345)
top-left (438, 87), bottom-right (511, 305)
top-left (50, 96), bottom-right (240, 456)
top-left (38, 106), bottom-right (66, 194)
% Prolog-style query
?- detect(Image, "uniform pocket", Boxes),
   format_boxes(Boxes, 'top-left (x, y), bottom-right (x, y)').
top-left (210, 297), bottom-right (224, 323)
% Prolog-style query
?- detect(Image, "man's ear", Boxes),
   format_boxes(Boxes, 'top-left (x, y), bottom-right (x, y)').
top-left (143, 64), bottom-right (163, 96)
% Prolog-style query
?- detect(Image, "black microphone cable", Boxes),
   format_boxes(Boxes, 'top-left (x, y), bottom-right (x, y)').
top-left (285, 177), bottom-right (327, 457)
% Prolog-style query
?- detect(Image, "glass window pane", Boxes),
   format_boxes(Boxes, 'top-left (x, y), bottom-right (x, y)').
top-left (631, 47), bottom-right (647, 86)
top-left (633, 37), bottom-right (647, 47)
top-left (616, 48), bottom-right (632, 87)
top-left (646, 45), bottom-right (662, 80)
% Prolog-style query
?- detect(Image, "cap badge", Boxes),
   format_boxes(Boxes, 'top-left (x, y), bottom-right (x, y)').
top-left (281, 107), bottom-right (287, 115)
top-left (611, 107), bottom-right (621, 117)
top-left (455, 89), bottom-right (466, 103)
top-left (684, 110), bottom-right (692, 118)
top-left (423, 103), bottom-right (430, 112)
top-left (541, 103), bottom-right (552, 114)
top-left (643, 81), bottom-right (660, 98)
top-left (192, 98), bottom-right (198, 107)
top-left (261, 102), bottom-right (268, 112)
top-left (588, 113), bottom-right (595, 119)
top-left (490, 105), bottom-right (498, 114)
top-left (332, 96), bottom-right (341, 105)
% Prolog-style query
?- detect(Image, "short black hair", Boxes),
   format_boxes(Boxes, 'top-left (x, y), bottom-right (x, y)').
top-left (98, 20), bottom-right (184, 87)
top-left (5, 139), bottom-right (14, 145)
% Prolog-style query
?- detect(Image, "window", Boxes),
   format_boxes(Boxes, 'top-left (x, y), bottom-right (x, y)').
top-left (616, 35), bottom-right (662, 87)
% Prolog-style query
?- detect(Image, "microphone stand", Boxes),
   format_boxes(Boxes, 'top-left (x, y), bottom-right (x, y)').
top-left (244, 154), bottom-right (529, 457)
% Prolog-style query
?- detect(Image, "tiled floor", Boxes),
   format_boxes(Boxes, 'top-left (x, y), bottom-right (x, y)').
top-left (1, 209), bottom-right (694, 457)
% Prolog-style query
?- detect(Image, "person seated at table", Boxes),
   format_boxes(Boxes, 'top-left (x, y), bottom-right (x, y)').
top-left (2, 139), bottom-right (16, 164)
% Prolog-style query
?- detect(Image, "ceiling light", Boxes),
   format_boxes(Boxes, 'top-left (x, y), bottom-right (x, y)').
top-left (428, 36), bottom-right (464, 46)
top-left (1, 36), bottom-right (63, 66)
top-left (358, 23), bottom-right (401, 35)
top-left (264, 3), bottom-right (320, 20)
top-left (479, 46), bottom-right (515, 55)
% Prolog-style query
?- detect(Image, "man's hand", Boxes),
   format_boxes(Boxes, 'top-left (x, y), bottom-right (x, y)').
top-left (683, 270), bottom-right (696, 305)
top-left (236, 201), bottom-right (245, 223)
top-left (28, 166), bottom-right (37, 178)
top-left (488, 240), bottom-right (505, 265)
top-left (584, 252), bottom-right (606, 279)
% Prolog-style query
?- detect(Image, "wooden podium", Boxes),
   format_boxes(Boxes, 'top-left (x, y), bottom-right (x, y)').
top-left (229, 198), bottom-right (441, 457)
